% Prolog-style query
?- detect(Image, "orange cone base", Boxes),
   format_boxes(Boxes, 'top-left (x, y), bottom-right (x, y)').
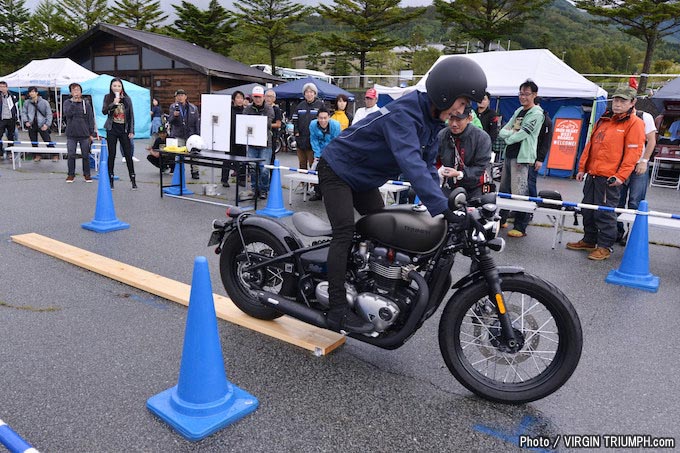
top-left (147, 383), bottom-right (258, 442)
top-left (606, 269), bottom-right (659, 293)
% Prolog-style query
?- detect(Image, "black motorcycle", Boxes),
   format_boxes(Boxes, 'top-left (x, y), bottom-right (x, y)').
top-left (208, 189), bottom-right (583, 404)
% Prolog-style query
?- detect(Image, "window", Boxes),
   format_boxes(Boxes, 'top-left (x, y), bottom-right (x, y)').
top-left (94, 56), bottom-right (115, 72)
top-left (142, 47), bottom-right (172, 70)
top-left (117, 54), bottom-right (139, 70)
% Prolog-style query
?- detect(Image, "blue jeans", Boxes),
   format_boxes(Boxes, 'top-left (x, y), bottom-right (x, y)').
top-left (617, 170), bottom-right (648, 236)
top-left (247, 146), bottom-right (272, 193)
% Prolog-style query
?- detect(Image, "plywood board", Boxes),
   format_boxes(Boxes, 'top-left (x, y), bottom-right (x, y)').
top-left (11, 233), bottom-right (345, 355)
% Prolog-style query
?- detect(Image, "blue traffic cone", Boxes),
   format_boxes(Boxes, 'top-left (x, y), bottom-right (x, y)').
top-left (146, 256), bottom-right (258, 441)
top-left (81, 140), bottom-right (130, 233)
top-left (163, 160), bottom-right (193, 196)
top-left (606, 200), bottom-right (659, 292)
top-left (256, 159), bottom-right (293, 218)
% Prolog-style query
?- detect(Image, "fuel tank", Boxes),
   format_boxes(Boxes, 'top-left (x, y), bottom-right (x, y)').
top-left (355, 205), bottom-right (447, 254)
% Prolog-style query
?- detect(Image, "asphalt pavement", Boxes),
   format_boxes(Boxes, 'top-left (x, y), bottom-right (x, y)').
top-left (1, 138), bottom-right (679, 452)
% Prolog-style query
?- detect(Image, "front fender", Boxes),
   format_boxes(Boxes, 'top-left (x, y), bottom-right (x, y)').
top-left (226, 214), bottom-right (304, 253)
top-left (450, 266), bottom-right (524, 291)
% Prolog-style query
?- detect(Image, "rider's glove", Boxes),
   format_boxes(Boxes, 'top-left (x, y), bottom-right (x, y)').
top-left (443, 209), bottom-right (469, 230)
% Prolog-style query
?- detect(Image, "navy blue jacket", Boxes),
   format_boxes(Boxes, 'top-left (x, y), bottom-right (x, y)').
top-left (322, 90), bottom-right (448, 216)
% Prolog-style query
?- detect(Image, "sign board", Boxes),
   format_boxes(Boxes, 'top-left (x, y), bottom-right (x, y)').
top-left (546, 118), bottom-right (583, 171)
top-left (235, 114), bottom-right (268, 147)
top-left (200, 94), bottom-right (231, 152)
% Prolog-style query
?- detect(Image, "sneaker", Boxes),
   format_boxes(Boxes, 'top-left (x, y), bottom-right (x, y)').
top-left (507, 229), bottom-right (526, 238)
top-left (326, 306), bottom-right (373, 334)
top-left (588, 247), bottom-right (612, 261)
top-left (259, 192), bottom-right (268, 200)
top-left (66, 175), bottom-right (75, 183)
top-left (566, 239), bottom-right (597, 252)
top-left (239, 190), bottom-right (254, 201)
top-left (122, 157), bottom-right (126, 163)
top-left (84, 175), bottom-right (93, 183)
top-left (132, 156), bottom-right (140, 162)
top-left (222, 181), bottom-right (230, 188)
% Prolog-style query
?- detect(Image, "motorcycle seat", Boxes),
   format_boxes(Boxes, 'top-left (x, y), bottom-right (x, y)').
top-left (293, 212), bottom-right (332, 237)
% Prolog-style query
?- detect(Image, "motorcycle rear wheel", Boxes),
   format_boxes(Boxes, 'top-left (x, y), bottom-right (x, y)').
top-left (439, 273), bottom-right (582, 404)
top-left (220, 227), bottom-right (294, 320)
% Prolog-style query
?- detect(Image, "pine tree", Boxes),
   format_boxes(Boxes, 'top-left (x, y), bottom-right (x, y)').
top-left (317, 0), bottom-right (425, 87)
top-left (54, 0), bottom-right (110, 41)
top-left (232, 0), bottom-right (310, 73)
top-left (172, 0), bottom-right (235, 56)
top-left (434, 0), bottom-right (550, 53)
top-left (110, 0), bottom-right (168, 31)
top-left (0, 0), bottom-right (30, 72)
top-left (575, 0), bottom-right (680, 93)
top-left (25, 0), bottom-right (64, 58)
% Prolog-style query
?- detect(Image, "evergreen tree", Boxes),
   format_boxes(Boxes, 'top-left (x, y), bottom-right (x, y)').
top-left (172, 0), bottom-right (235, 56)
top-left (25, 0), bottom-right (64, 58)
top-left (232, 0), bottom-right (310, 73)
top-left (54, 0), bottom-right (110, 41)
top-left (575, 0), bottom-right (680, 93)
top-left (317, 0), bottom-right (425, 87)
top-left (0, 0), bottom-right (30, 73)
top-left (434, 0), bottom-right (550, 52)
top-left (110, 0), bottom-right (168, 31)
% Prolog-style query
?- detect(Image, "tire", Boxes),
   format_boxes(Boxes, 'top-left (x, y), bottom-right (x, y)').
top-left (439, 273), bottom-right (582, 404)
top-left (274, 135), bottom-right (284, 154)
top-left (219, 227), bottom-right (295, 320)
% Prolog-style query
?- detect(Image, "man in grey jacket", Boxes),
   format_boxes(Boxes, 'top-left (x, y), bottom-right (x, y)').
top-left (21, 86), bottom-right (55, 161)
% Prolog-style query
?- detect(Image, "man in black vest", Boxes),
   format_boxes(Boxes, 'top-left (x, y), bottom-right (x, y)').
top-left (0, 81), bottom-right (19, 159)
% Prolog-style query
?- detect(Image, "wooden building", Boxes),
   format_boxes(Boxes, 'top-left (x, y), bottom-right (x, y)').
top-left (54, 24), bottom-right (281, 108)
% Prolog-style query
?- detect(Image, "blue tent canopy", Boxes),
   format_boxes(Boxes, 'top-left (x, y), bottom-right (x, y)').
top-left (61, 74), bottom-right (151, 138)
top-left (272, 77), bottom-right (354, 102)
top-left (652, 76), bottom-right (680, 111)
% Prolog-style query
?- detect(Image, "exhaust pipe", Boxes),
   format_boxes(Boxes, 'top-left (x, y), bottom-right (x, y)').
top-left (257, 291), bottom-right (328, 329)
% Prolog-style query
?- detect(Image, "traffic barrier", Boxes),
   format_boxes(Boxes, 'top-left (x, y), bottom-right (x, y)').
top-left (163, 160), bottom-right (193, 196)
top-left (606, 200), bottom-right (660, 292)
top-left (0, 418), bottom-right (39, 453)
top-left (81, 139), bottom-right (130, 233)
top-left (146, 256), bottom-right (258, 441)
top-left (257, 159), bottom-right (293, 218)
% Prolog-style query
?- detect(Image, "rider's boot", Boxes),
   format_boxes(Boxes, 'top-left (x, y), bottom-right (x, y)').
top-left (326, 304), bottom-right (373, 334)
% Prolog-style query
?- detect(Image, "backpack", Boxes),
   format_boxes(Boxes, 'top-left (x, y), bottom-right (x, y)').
top-left (536, 111), bottom-right (553, 159)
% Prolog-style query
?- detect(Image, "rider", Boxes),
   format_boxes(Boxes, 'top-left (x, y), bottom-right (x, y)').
top-left (317, 56), bottom-right (488, 333)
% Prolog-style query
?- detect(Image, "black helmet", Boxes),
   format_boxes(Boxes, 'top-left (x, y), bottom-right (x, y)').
top-left (425, 56), bottom-right (487, 110)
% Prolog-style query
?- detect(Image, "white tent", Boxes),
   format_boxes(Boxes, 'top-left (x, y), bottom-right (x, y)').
top-left (415, 49), bottom-right (607, 99)
top-left (1, 58), bottom-right (98, 134)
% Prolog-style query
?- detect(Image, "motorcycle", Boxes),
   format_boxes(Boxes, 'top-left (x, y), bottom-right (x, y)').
top-left (208, 189), bottom-right (583, 404)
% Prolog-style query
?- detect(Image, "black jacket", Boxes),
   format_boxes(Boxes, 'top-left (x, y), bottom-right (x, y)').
top-left (102, 95), bottom-right (135, 135)
top-left (477, 108), bottom-right (500, 142)
top-left (438, 123), bottom-right (492, 192)
top-left (64, 98), bottom-right (97, 138)
top-left (168, 101), bottom-right (200, 140)
top-left (293, 98), bottom-right (324, 150)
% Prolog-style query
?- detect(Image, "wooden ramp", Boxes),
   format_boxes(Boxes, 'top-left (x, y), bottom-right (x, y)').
top-left (11, 233), bottom-right (345, 355)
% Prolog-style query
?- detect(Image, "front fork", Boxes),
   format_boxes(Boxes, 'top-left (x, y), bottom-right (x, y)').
top-left (474, 245), bottom-right (520, 350)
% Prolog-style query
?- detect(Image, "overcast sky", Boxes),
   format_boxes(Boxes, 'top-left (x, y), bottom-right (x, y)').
top-left (23, 0), bottom-right (433, 16)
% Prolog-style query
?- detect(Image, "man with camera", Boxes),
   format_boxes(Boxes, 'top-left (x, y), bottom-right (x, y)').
top-left (566, 87), bottom-right (645, 261)
top-left (168, 89), bottom-right (200, 179)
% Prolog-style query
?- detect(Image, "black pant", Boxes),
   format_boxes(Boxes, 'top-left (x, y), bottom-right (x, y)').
top-left (106, 130), bottom-right (135, 178)
top-left (582, 175), bottom-right (621, 248)
top-left (0, 119), bottom-right (15, 152)
top-left (28, 127), bottom-right (54, 157)
top-left (318, 158), bottom-right (384, 308)
top-left (67, 137), bottom-right (91, 177)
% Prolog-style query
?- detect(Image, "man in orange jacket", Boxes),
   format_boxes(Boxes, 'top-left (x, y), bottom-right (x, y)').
top-left (566, 87), bottom-right (645, 261)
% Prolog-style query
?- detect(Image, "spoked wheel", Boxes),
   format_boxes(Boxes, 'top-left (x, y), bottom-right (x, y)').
top-left (439, 273), bottom-right (582, 404)
top-left (219, 227), bottom-right (295, 320)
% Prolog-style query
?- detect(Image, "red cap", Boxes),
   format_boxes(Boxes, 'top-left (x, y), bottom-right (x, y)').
top-left (365, 88), bottom-right (377, 99)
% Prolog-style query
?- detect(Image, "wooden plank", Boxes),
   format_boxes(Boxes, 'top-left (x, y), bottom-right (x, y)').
top-left (11, 233), bottom-right (345, 356)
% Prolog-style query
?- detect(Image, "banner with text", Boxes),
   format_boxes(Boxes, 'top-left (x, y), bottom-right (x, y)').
top-left (546, 118), bottom-right (583, 171)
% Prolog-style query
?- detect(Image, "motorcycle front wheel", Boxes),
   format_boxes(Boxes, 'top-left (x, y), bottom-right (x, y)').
top-left (220, 227), bottom-right (295, 320)
top-left (439, 273), bottom-right (582, 404)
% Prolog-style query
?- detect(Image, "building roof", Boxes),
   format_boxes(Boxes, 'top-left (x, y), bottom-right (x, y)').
top-left (54, 24), bottom-right (283, 84)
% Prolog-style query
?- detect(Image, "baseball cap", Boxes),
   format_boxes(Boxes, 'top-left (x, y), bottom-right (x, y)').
top-left (612, 87), bottom-right (637, 100)
top-left (174, 89), bottom-right (186, 96)
top-left (365, 88), bottom-right (377, 99)
top-left (252, 86), bottom-right (265, 97)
